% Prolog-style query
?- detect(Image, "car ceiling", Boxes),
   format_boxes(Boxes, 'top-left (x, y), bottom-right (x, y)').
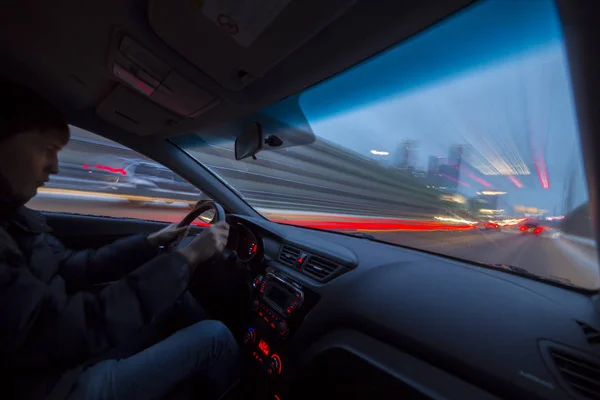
top-left (0, 0), bottom-right (474, 140)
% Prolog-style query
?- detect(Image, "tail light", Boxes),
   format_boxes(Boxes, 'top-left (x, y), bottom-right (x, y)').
top-left (82, 164), bottom-right (127, 175)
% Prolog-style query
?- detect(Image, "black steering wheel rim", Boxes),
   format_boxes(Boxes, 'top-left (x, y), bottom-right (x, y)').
top-left (177, 200), bottom-right (226, 228)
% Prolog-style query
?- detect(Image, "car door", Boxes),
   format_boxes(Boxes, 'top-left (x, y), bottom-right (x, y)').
top-left (26, 126), bottom-right (207, 250)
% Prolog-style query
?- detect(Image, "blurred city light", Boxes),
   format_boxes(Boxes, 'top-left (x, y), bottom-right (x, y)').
top-left (370, 150), bottom-right (389, 155)
top-left (479, 209), bottom-right (505, 214)
top-left (534, 159), bottom-right (551, 189)
top-left (507, 175), bottom-right (524, 188)
top-left (481, 190), bottom-right (507, 195)
top-left (434, 216), bottom-right (477, 225)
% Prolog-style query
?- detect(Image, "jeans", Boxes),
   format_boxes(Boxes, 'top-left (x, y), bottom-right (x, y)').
top-left (65, 319), bottom-right (240, 400)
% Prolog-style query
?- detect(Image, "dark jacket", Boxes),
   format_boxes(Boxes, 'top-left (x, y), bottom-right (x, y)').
top-left (0, 206), bottom-right (191, 399)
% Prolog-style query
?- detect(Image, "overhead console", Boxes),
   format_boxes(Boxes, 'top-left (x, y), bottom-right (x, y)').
top-left (97, 30), bottom-right (221, 135)
top-left (148, 0), bottom-right (359, 91)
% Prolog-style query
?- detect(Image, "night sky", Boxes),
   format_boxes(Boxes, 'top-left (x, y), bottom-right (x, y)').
top-left (290, 0), bottom-right (588, 214)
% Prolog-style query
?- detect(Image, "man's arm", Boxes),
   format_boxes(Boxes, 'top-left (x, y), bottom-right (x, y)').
top-left (52, 223), bottom-right (187, 290)
top-left (0, 249), bottom-right (191, 370)
top-left (51, 233), bottom-right (161, 290)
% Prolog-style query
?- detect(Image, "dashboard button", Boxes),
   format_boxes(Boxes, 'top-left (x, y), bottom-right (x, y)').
top-left (275, 321), bottom-right (288, 335)
top-left (244, 328), bottom-right (256, 345)
top-left (268, 354), bottom-right (283, 375)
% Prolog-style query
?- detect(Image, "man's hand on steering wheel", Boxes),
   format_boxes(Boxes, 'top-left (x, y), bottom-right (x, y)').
top-left (177, 221), bottom-right (230, 273)
top-left (147, 224), bottom-right (190, 247)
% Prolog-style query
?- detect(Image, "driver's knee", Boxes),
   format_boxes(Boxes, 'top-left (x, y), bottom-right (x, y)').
top-left (177, 320), bottom-right (239, 374)
top-left (183, 320), bottom-right (240, 396)
top-left (192, 320), bottom-right (239, 359)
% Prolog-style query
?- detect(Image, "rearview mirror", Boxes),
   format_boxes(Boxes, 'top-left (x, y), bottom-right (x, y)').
top-left (235, 122), bottom-right (263, 160)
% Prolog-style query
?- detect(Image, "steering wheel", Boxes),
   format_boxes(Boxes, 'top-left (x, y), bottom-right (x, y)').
top-left (177, 200), bottom-right (226, 227)
top-left (167, 201), bottom-right (226, 253)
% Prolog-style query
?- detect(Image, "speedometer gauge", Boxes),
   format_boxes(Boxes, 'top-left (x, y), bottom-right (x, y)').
top-left (236, 225), bottom-right (259, 262)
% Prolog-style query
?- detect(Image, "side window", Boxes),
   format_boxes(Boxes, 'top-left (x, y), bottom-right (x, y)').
top-left (27, 126), bottom-right (207, 223)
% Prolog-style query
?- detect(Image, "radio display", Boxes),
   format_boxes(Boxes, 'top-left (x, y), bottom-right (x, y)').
top-left (266, 285), bottom-right (288, 309)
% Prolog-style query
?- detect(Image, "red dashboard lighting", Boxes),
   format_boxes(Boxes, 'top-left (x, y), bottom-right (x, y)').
top-left (258, 339), bottom-right (270, 356)
top-left (271, 354), bottom-right (283, 375)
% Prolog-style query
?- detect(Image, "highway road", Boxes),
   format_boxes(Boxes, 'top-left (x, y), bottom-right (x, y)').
top-left (371, 229), bottom-right (599, 289)
top-left (27, 191), bottom-right (600, 290)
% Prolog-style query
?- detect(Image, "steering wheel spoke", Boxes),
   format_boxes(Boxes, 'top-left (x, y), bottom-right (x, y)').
top-left (177, 201), bottom-right (226, 228)
top-left (166, 201), bottom-right (226, 253)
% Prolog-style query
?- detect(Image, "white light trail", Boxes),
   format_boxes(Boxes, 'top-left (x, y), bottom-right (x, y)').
top-left (370, 150), bottom-right (389, 155)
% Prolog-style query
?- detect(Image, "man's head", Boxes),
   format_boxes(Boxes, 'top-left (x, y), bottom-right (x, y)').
top-left (0, 82), bottom-right (69, 205)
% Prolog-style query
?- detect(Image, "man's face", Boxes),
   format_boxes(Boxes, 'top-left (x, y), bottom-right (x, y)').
top-left (0, 129), bottom-right (66, 204)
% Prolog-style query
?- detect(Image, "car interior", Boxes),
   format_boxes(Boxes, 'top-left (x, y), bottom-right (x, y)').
top-left (2, 0), bottom-right (600, 399)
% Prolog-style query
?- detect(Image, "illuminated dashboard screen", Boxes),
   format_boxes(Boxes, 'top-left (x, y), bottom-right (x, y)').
top-left (267, 285), bottom-right (287, 309)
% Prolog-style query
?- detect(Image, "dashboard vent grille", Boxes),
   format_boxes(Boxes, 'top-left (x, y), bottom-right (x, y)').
top-left (279, 245), bottom-right (300, 267)
top-left (577, 321), bottom-right (600, 346)
top-left (303, 256), bottom-right (340, 281)
top-left (549, 348), bottom-right (600, 399)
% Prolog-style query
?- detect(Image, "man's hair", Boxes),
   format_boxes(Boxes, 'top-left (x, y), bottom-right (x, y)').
top-left (0, 81), bottom-right (69, 142)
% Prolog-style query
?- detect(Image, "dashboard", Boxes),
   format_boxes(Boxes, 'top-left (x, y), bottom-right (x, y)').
top-left (220, 215), bottom-right (600, 400)
top-left (228, 222), bottom-right (261, 264)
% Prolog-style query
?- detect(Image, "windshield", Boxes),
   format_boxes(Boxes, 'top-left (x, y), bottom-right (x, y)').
top-left (174, 0), bottom-right (600, 290)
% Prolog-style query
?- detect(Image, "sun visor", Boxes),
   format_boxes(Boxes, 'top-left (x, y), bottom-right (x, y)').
top-left (148, 0), bottom-right (357, 91)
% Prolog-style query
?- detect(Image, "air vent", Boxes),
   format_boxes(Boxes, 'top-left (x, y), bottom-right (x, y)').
top-left (549, 348), bottom-right (600, 399)
top-left (279, 245), bottom-right (300, 267)
top-left (303, 256), bottom-right (340, 281)
top-left (577, 321), bottom-right (600, 346)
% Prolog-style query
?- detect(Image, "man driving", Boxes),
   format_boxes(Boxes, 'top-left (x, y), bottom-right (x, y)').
top-left (0, 81), bottom-right (239, 400)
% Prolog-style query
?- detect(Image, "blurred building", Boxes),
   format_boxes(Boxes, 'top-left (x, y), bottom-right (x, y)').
top-left (395, 140), bottom-right (417, 171)
top-left (428, 156), bottom-right (441, 174)
top-left (435, 144), bottom-right (468, 193)
top-left (448, 145), bottom-right (464, 168)
top-left (427, 156), bottom-right (444, 187)
top-left (439, 164), bottom-right (459, 192)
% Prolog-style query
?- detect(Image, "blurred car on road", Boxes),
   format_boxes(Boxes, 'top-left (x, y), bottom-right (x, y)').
top-left (519, 221), bottom-right (544, 235)
top-left (481, 221), bottom-right (501, 231)
top-left (113, 161), bottom-right (203, 205)
top-left (52, 160), bottom-right (204, 206)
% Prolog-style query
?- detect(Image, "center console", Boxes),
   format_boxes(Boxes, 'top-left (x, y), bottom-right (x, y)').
top-left (242, 267), bottom-right (319, 382)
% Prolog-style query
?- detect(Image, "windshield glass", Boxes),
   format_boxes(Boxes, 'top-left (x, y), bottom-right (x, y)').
top-left (174, 0), bottom-right (599, 290)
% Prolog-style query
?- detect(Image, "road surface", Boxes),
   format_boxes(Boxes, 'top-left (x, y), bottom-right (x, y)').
top-left (27, 192), bottom-right (600, 290)
top-left (370, 229), bottom-right (599, 288)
